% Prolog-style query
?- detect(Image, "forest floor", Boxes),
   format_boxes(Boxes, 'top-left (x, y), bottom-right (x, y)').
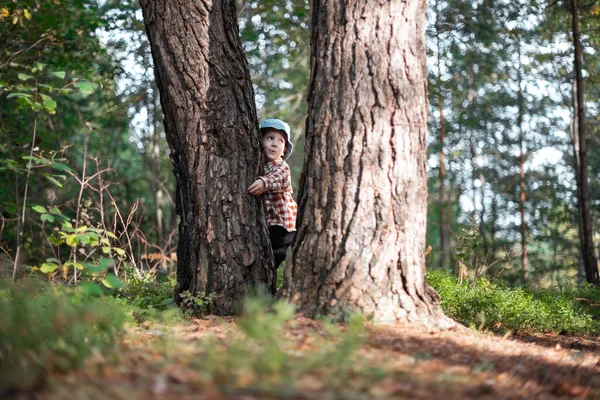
top-left (39, 316), bottom-right (600, 400)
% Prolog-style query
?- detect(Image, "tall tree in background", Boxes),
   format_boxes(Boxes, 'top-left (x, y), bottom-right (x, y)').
top-left (434, 0), bottom-right (449, 271)
top-left (570, 0), bottom-right (599, 284)
top-left (284, 0), bottom-right (452, 327)
top-left (140, 0), bottom-right (274, 312)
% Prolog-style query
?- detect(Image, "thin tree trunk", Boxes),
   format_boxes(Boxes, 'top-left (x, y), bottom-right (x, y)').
top-left (517, 43), bottom-right (529, 280)
top-left (140, 0), bottom-right (274, 313)
top-left (570, 0), bottom-right (599, 285)
top-left (283, 0), bottom-right (453, 328)
top-left (467, 63), bottom-right (477, 229)
top-left (436, 0), bottom-right (448, 271)
top-left (571, 79), bottom-right (586, 284)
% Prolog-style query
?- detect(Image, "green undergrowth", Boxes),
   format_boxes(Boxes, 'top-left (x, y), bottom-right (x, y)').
top-left (0, 280), bottom-right (125, 394)
top-left (427, 269), bottom-right (600, 335)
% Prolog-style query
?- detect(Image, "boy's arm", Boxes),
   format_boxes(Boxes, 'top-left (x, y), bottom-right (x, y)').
top-left (258, 163), bottom-right (291, 193)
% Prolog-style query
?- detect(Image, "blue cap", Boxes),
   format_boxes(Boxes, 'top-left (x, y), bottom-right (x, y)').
top-left (259, 118), bottom-right (293, 160)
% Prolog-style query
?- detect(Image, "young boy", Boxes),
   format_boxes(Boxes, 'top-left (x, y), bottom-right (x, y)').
top-left (248, 119), bottom-right (298, 294)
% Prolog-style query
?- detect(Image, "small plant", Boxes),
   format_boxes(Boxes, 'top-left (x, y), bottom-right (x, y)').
top-left (121, 270), bottom-right (175, 310)
top-left (179, 290), bottom-right (216, 317)
top-left (0, 280), bottom-right (125, 394)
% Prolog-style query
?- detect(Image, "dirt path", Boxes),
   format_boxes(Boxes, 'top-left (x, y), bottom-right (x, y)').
top-left (40, 317), bottom-right (600, 399)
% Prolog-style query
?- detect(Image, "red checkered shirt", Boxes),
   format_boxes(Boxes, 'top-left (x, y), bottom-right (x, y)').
top-left (258, 159), bottom-right (297, 232)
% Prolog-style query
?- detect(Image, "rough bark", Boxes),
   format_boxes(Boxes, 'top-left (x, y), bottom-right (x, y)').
top-left (140, 0), bottom-right (274, 313)
top-left (283, 0), bottom-right (453, 328)
top-left (570, 0), bottom-right (599, 285)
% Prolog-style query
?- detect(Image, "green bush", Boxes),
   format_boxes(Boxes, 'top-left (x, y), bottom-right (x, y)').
top-left (0, 280), bottom-right (125, 393)
top-left (427, 269), bottom-right (600, 334)
top-left (119, 269), bottom-right (175, 310)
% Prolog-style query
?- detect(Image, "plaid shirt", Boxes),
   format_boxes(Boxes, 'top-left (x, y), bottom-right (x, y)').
top-left (258, 159), bottom-right (297, 232)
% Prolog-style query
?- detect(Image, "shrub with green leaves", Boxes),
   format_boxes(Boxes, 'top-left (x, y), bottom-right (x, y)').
top-left (120, 269), bottom-right (175, 310)
top-left (0, 280), bottom-right (125, 393)
top-left (427, 269), bottom-right (600, 334)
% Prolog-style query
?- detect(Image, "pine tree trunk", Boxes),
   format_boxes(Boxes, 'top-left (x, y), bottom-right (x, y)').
top-left (283, 0), bottom-right (453, 328)
top-left (517, 45), bottom-right (529, 280)
top-left (436, 2), bottom-right (448, 271)
top-left (570, 0), bottom-right (599, 285)
top-left (140, 0), bottom-right (274, 313)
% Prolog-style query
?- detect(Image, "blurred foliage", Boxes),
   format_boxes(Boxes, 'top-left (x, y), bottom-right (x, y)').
top-left (197, 295), bottom-right (370, 395)
top-left (0, 280), bottom-right (125, 394)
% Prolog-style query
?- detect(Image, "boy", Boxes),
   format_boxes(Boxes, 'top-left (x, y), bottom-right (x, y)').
top-left (248, 119), bottom-right (298, 294)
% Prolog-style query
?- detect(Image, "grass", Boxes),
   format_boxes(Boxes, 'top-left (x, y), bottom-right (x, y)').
top-left (427, 269), bottom-right (600, 335)
top-left (0, 280), bottom-right (125, 394)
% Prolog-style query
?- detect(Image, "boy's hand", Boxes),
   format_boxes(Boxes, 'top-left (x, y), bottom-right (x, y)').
top-left (248, 179), bottom-right (266, 196)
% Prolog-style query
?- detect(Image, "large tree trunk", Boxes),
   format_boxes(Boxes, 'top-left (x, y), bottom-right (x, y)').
top-left (570, 0), bottom-right (599, 285)
top-left (283, 0), bottom-right (453, 328)
top-left (140, 0), bottom-right (274, 313)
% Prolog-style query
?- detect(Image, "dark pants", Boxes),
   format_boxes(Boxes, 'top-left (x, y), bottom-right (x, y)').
top-left (269, 225), bottom-right (295, 294)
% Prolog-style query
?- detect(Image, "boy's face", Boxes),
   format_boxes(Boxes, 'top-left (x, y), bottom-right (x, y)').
top-left (262, 129), bottom-right (286, 162)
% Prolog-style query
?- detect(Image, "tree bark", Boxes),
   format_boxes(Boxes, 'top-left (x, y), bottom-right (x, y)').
top-left (283, 0), bottom-right (453, 328)
top-left (140, 0), bottom-right (274, 313)
top-left (570, 0), bottom-right (599, 285)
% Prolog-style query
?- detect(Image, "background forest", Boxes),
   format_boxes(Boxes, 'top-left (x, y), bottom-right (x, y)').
top-left (2, 1), bottom-right (600, 398)
top-left (1, 0), bottom-right (598, 287)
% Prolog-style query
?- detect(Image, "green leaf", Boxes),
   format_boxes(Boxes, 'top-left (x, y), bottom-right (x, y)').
top-left (50, 71), bottom-right (66, 79)
top-left (65, 234), bottom-right (78, 247)
top-left (41, 213), bottom-right (55, 223)
top-left (46, 257), bottom-right (61, 264)
top-left (51, 162), bottom-right (72, 172)
top-left (75, 262), bottom-right (84, 270)
top-left (102, 246), bottom-right (111, 254)
top-left (84, 259), bottom-right (112, 274)
top-left (32, 102), bottom-right (43, 112)
top-left (6, 93), bottom-right (31, 99)
top-left (17, 73), bottom-right (33, 81)
top-left (87, 232), bottom-right (99, 241)
top-left (113, 248), bottom-right (126, 256)
top-left (74, 80), bottom-right (94, 95)
top-left (48, 234), bottom-right (64, 246)
top-left (99, 258), bottom-right (113, 270)
top-left (49, 207), bottom-right (63, 215)
top-left (158, 298), bottom-right (174, 306)
top-left (44, 174), bottom-right (63, 187)
top-left (75, 225), bottom-right (88, 233)
top-left (35, 62), bottom-right (46, 72)
top-left (79, 282), bottom-right (103, 297)
top-left (32, 205), bottom-right (47, 213)
top-left (22, 156), bottom-right (43, 164)
top-left (62, 221), bottom-right (74, 232)
top-left (105, 231), bottom-right (118, 239)
top-left (76, 234), bottom-right (90, 245)
top-left (40, 94), bottom-right (57, 114)
top-left (40, 262), bottom-right (59, 273)
top-left (101, 274), bottom-right (124, 289)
